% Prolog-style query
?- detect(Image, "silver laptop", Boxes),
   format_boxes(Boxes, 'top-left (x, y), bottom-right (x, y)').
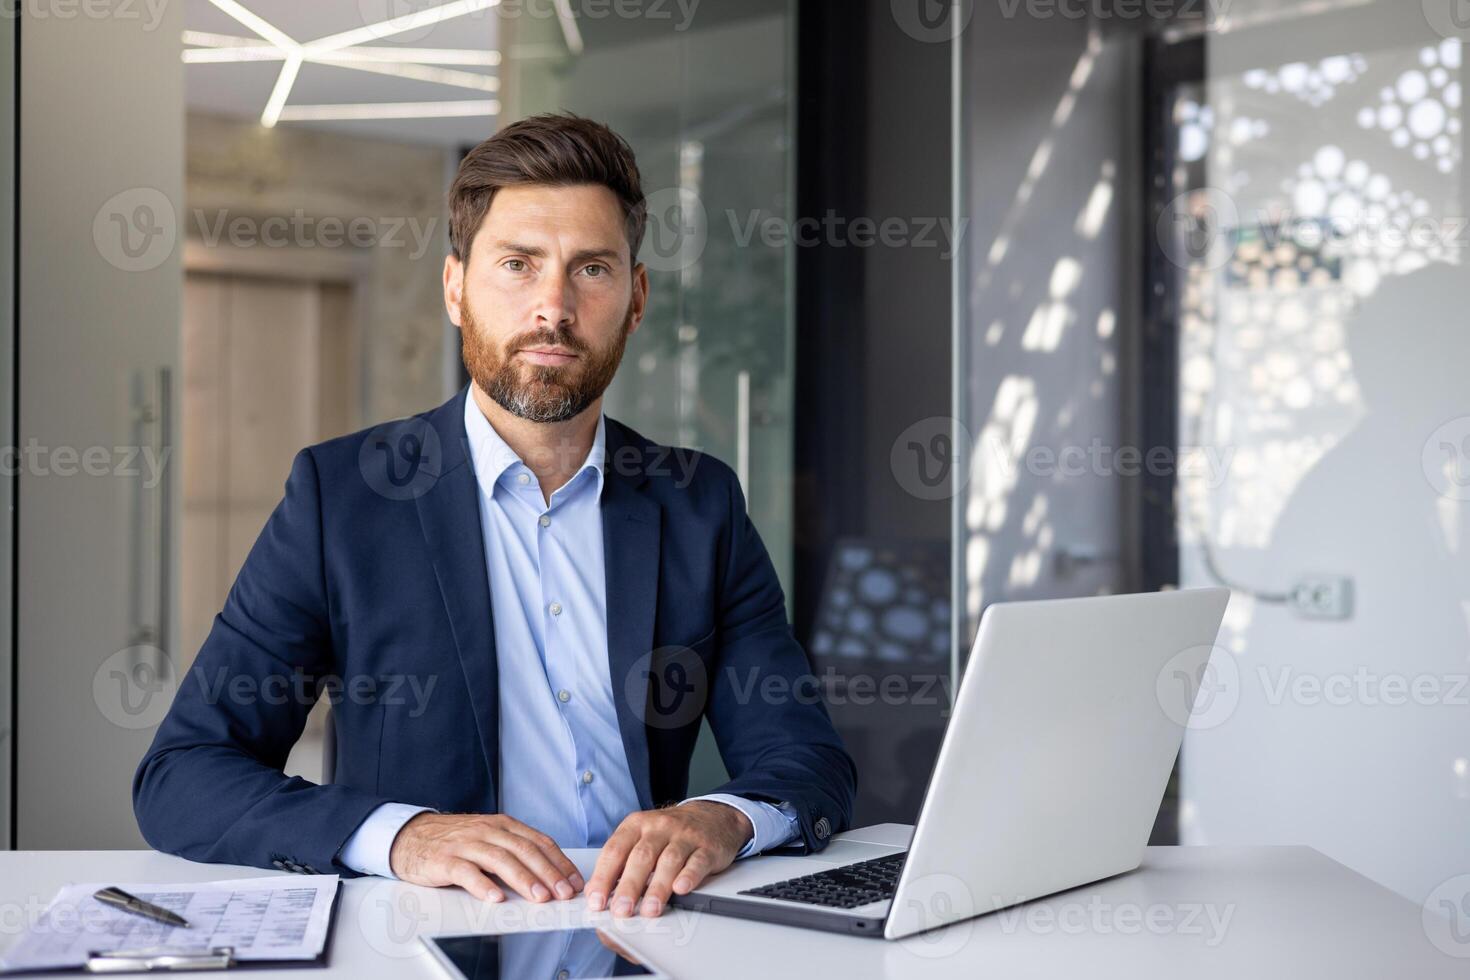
top-left (669, 588), bottom-right (1231, 940)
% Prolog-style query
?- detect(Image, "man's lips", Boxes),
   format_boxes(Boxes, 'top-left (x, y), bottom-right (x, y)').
top-left (517, 347), bottom-right (579, 367)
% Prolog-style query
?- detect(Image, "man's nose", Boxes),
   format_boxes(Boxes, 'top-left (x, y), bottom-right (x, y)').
top-left (532, 267), bottom-right (577, 328)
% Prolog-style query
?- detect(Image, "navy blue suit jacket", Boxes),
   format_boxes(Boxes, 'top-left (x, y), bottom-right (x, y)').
top-left (133, 388), bottom-right (856, 876)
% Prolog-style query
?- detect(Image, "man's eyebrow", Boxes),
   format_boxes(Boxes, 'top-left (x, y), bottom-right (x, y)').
top-left (492, 241), bottom-right (625, 267)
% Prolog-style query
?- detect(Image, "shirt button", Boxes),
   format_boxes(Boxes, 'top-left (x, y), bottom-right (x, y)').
top-left (558, 971), bottom-right (570, 980)
top-left (582, 770), bottom-right (594, 784)
top-left (517, 473), bottom-right (530, 485)
top-left (549, 602), bottom-right (563, 616)
top-left (557, 689), bottom-right (571, 703)
top-left (539, 514), bottom-right (551, 528)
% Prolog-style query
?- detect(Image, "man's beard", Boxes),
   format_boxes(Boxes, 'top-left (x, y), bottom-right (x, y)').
top-left (460, 297), bottom-right (632, 424)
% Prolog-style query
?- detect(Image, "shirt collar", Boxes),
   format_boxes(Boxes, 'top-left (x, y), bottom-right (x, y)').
top-left (462, 385), bottom-right (606, 502)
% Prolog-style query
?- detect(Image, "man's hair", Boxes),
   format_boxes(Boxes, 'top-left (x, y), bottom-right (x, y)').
top-left (448, 112), bottom-right (647, 268)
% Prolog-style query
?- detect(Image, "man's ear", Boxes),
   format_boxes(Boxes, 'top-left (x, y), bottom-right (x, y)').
top-left (628, 262), bottom-right (650, 337)
top-left (444, 253), bottom-right (465, 327)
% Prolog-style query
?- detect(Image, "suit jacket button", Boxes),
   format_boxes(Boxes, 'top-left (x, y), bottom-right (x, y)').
top-left (814, 817), bottom-right (831, 840)
top-left (271, 860), bottom-right (287, 870)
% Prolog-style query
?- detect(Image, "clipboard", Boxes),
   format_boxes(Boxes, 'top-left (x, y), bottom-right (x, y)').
top-left (0, 878), bottom-right (343, 976)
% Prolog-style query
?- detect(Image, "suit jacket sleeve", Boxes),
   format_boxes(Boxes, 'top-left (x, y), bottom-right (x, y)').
top-left (701, 465), bottom-right (858, 852)
top-left (132, 449), bottom-right (395, 875)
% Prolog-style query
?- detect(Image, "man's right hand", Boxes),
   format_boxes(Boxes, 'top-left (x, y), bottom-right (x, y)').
top-left (388, 812), bottom-right (584, 903)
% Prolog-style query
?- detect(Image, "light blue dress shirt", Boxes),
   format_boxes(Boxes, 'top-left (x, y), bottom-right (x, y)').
top-left (338, 392), bottom-right (797, 878)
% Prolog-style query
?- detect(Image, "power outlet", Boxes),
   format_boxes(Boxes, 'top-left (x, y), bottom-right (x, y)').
top-left (1291, 576), bottom-right (1354, 620)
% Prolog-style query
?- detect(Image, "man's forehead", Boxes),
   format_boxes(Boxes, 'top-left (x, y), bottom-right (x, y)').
top-left (481, 184), bottom-right (626, 239)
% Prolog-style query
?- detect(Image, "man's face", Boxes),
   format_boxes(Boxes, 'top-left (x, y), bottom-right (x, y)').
top-left (446, 183), bottom-right (648, 423)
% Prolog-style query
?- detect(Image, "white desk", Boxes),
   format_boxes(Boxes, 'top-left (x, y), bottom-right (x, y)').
top-left (1, 824), bottom-right (1461, 978)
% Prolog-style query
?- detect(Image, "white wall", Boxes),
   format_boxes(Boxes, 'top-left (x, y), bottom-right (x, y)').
top-left (1178, 1), bottom-right (1470, 904)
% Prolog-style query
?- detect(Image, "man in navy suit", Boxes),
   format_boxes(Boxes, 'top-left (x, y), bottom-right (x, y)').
top-left (134, 113), bottom-right (855, 920)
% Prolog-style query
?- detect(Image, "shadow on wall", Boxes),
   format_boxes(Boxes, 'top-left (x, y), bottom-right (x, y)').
top-left (1188, 261), bottom-right (1470, 904)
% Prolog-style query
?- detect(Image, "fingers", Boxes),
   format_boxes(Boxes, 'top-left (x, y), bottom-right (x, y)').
top-left (672, 848), bottom-right (715, 895)
top-left (459, 842), bottom-right (558, 903)
top-left (611, 838), bottom-right (661, 918)
top-left (494, 832), bottom-right (578, 900)
top-left (586, 826), bottom-right (636, 912)
top-left (445, 858), bottom-right (505, 903)
top-left (501, 823), bottom-right (585, 895)
top-left (638, 841), bottom-right (694, 917)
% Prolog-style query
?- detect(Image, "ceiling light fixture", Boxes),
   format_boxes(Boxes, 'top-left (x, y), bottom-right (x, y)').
top-left (277, 100), bottom-right (501, 122)
top-left (189, 0), bottom-right (502, 127)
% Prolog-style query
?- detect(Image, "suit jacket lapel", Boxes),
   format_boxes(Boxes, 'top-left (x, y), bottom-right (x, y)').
top-left (413, 389), bottom-right (501, 809)
top-left (601, 420), bottom-right (660, 811)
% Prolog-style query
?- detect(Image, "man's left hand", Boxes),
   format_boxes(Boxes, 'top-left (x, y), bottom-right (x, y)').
top-left (586, 801), bottom-right (753, 917)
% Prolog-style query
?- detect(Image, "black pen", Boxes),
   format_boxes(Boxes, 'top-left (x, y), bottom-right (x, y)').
top-left (93, 887), bottom-right (191, 929)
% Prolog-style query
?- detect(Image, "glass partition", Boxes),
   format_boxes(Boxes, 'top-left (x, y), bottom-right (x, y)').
top-left (1172, 0), bottom-right (1470, 905)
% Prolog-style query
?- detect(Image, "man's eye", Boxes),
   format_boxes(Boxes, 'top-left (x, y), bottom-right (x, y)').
top-left (583, 264), bottom-right (607, 278)
top-left (504, 259), bottom-right (527, 272)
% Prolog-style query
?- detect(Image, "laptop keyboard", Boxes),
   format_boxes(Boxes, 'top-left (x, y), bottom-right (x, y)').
top-left (738, 852), bottom-right (907, 910)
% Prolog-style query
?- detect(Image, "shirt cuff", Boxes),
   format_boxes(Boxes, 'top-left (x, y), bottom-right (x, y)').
top-left (681, 794), bottom-right (800, 858)
top-left (337, 802), bottom-right (435, 878)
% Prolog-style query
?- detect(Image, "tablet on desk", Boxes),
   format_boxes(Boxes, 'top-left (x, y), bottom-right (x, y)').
top-left (422, 928), bottom-right (672, 980)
